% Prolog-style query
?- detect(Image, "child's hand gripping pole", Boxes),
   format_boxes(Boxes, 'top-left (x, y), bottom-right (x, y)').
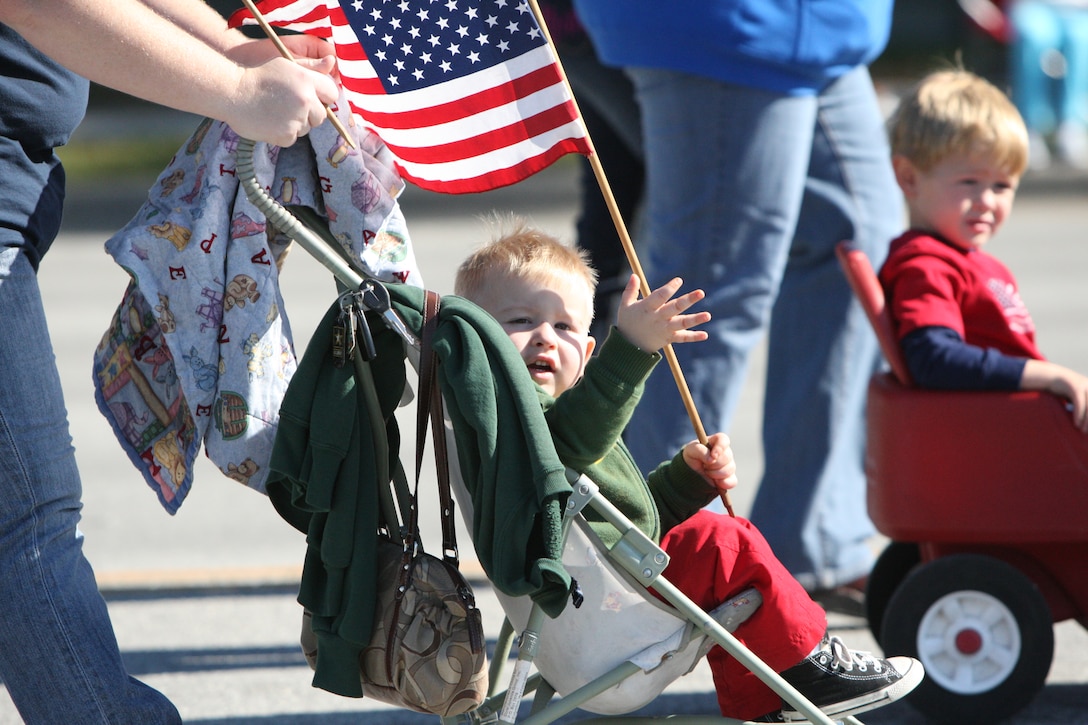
top-left (664, 347), bottom-right (736, 517)
top-left (239, 0), bottom-right (357, 150)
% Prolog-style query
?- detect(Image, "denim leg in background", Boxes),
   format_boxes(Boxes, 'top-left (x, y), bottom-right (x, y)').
top-left (0, 248), bottom-right (181, 724)
top-left (755, 68), bottom-right (901, 590)
top-left (1009, 3), bottom-right (1088, 124)
top-left (1010, 1), bottom-right (1062, 135)
top-left (1059, 13), bottom-right (1088, 128)
top-left (623, 66), bottom-right (901, 590)
top-left (1010, 1), bottom-right (1088, 168)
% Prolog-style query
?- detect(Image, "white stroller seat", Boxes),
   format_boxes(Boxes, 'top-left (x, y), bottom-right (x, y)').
top-left (492, 515), bottom-right (761, 714)
top-left (446, 420), bottom-right (761, 715)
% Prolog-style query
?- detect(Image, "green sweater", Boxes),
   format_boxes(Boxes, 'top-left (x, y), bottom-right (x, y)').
top-left (268, 285), bottom-right (574, 697)
top-left (543, 331), bottom-right (718, 546)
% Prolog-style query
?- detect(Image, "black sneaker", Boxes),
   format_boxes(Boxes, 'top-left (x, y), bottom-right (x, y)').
top-left (771, 634), bottom-right (924, 722)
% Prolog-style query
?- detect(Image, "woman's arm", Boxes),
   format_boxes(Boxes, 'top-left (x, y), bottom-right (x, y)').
top-left (0, 0), bottom-right (338, 146)
top-left (138, 0), bottom-right (336, 66)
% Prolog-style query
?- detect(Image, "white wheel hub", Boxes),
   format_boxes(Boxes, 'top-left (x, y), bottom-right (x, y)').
top-left (915, 589), bottom-right (1021, 694)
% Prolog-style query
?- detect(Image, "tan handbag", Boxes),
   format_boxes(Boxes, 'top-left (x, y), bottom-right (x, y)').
top-left (302, 290), bottom-right (488, 716)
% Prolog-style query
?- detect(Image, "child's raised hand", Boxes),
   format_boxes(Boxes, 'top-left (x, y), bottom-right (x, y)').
top-left (681, 432), bottom-right (738, 493)
top-left (616, 274), bottom-right (710, 353)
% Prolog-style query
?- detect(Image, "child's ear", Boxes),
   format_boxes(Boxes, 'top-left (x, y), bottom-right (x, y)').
top-left (584, 335), bottom-right (596, 360)
top-left (892, 155), bottom-right (919, 198)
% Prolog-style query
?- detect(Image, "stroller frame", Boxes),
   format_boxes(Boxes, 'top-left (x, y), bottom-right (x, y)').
top-left (442, 470), bottom-right (863, 725)
top-left (235, 139), bottom-right (866, 725)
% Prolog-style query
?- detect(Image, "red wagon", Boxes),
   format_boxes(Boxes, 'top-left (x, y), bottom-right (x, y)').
top-left (837, 241), bottom-right (1088, 724)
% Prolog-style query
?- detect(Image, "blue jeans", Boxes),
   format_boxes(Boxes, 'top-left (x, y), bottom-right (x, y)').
top-left (624, 66), bottom-right (902, 590)
top-left (0, 248), bottom-right (180, 724)
top-left (1010, 1), bottom-right (1088, 133)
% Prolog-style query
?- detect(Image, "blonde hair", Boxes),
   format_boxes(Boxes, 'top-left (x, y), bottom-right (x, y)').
top-left (455, 215), bottom-right (598, 305)
top-left (889, 69), bottom-right (1029, 176)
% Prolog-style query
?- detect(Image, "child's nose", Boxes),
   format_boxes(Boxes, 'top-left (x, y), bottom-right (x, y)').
top-left (533, 323), bottom-right (557, 346)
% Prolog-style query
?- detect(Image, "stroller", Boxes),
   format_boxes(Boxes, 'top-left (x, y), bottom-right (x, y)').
top-left (235, 137), bottom-right (881, 725)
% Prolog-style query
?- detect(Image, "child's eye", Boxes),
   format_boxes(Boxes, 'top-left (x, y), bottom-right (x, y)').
top-left (555, 322), bottom-right (573, 331)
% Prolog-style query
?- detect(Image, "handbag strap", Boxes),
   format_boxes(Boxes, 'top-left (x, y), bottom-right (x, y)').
top-left (414, 290), bottom-right (460, 566)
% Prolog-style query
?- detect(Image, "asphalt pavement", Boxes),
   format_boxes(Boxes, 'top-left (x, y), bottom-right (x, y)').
top-left (1, 112), bottom-right (1086, 723)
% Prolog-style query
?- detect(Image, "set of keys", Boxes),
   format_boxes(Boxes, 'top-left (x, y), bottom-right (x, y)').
top-left (331, 279), bottom-right (418, 367)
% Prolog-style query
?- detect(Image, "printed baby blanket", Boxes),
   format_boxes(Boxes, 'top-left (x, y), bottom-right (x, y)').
top-left (93, 105), bottom-right (421, 513)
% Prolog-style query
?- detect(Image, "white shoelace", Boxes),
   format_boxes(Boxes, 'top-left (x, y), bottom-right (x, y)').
top-left (821, 635), bottom-right (884, 674)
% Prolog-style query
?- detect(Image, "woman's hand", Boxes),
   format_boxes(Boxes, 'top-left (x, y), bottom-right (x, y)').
top-left (226, 33), bottom-right (337, 70)
top-left (224, 55), bottom-right (339, 146)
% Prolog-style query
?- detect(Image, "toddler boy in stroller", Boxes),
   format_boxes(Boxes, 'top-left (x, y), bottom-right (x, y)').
top-left (452, 218), bottom-right (924, 723)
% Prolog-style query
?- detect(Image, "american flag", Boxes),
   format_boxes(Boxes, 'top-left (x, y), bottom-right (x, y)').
top-left (230, 0), bottom-right (590, 193)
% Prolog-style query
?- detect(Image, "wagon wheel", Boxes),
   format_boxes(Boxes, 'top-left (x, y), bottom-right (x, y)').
top-left (866, 540), bottom-right (920, 645)
top-left (880, 554), bottom-right (1054, 724)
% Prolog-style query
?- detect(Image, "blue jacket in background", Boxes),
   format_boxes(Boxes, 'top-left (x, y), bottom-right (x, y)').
top-left (571, 0), bottom-right (894, 95)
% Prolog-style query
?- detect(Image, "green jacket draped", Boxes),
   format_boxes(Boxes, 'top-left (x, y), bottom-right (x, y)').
top-left (267, 284), bottom-right (573, 697)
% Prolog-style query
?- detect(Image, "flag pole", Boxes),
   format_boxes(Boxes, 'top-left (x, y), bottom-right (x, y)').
top-left (240, 0), bottom-right (358, 149)
top-left (527, 0), bottom-right (735, 517)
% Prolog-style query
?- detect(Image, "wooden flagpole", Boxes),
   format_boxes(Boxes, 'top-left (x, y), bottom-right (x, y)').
top-left (528, 0), bottom-right (735, 516)
top-left (240, 0), bottom-right (357, 149)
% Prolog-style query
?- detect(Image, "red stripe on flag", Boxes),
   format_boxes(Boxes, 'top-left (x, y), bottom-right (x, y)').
top-left (398, 134), bottom-right (587, 193)
top-left (378, 104), bottom-right (582, 164)
top-left (228, 0), bottom-right (328, 28)
top-left (351, 65), bottom-right (565, 130)
top-left (341, 75), bottom-right (386, 95)
top-left (255, 0), bottom-right (312, 13)
top-left (396, 137), bottom-right (588, 194)
top-left (333, 41), bottom-right (366, 62)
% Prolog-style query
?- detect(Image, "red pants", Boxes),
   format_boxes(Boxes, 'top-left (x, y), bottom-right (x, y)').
top-left (658, 510), bottom-right (827, 720)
